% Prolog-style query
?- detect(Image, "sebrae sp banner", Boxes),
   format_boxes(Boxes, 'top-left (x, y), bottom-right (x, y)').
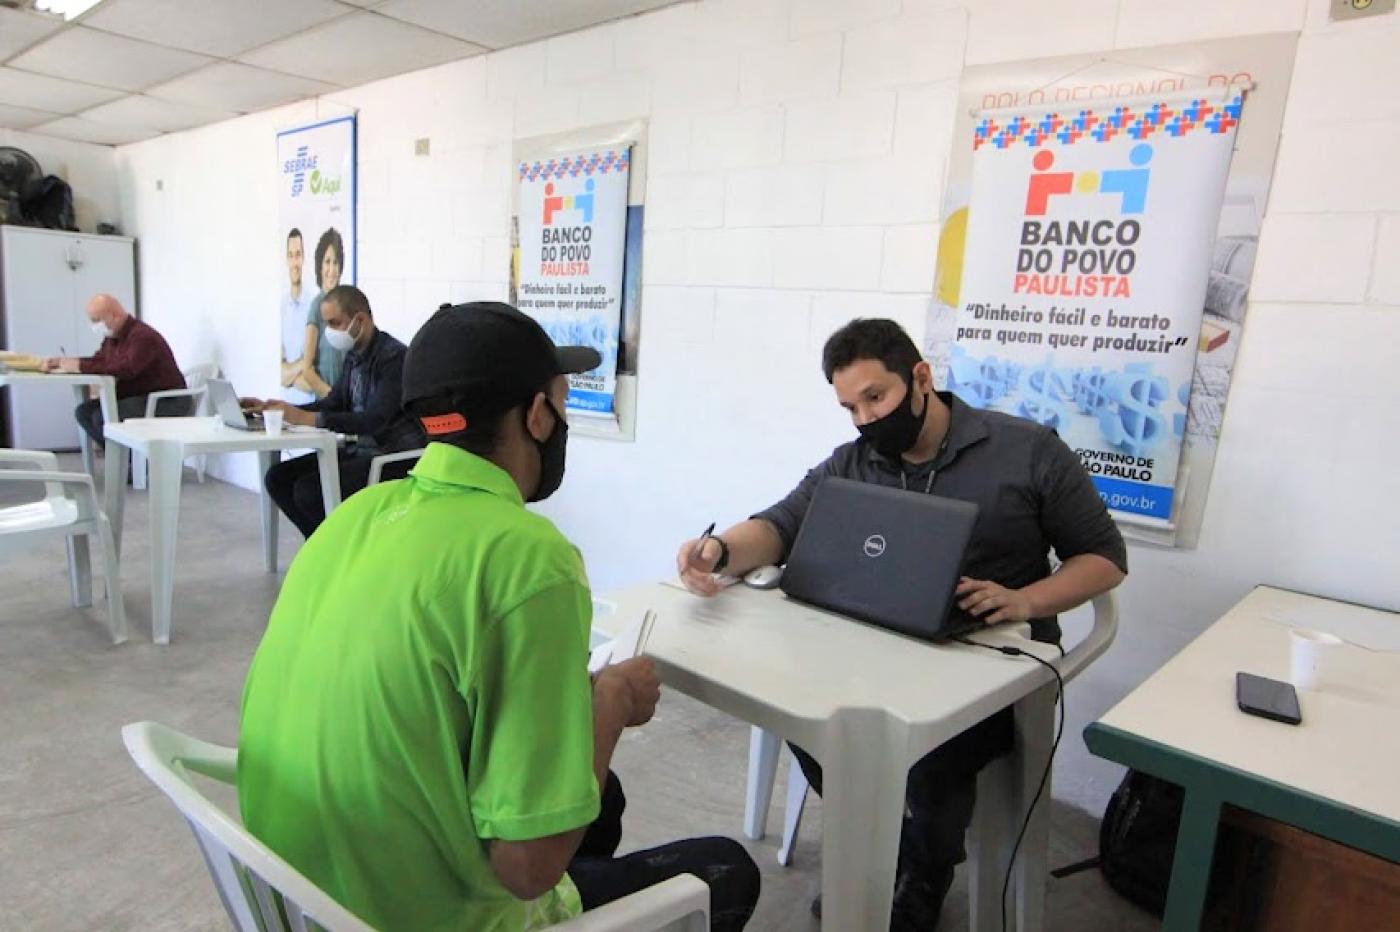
top-left (276, 115), bottom-right (356, 404)
top-left (950, 90), bottom-right (1241, 522)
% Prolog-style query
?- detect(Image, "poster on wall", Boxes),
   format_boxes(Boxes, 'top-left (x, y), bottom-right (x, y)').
top-left (276, 114), bottom-right (356, 403)
top-left (927, 34), bottom-right (1296, 547)
top-left (512, 146), bottom-right (631, 417)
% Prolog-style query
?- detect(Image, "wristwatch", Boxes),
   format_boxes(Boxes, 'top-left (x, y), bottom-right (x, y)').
top-left (711, 537), bottom-right (731, 573)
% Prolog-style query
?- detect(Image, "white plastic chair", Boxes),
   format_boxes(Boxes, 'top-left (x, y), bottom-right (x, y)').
top-left (366, 448), bottom-right (424, 486)
top-left (132, 363), bottom-right (217, 489)
top-left (123, 721), bottom-right (710, 932)
top-left (745, 592), bottom-right (1120, 896)
top-left (0, 449), bottom-right (126, 644)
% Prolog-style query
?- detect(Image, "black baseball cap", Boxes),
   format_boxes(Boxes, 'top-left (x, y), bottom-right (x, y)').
top-left (402, 301), bottom-right (600, 436)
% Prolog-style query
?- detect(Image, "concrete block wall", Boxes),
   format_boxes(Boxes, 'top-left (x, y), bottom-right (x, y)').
top-left (113, 0), bottom-right (1400, 815)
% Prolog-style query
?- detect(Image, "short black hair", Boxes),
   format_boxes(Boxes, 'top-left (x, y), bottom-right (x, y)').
top-left (323, 284), bottom-right (372, 319)
top-left (821, 318), bottom-right (922, 384)
top-left (287, 227), bottom-right (302, 244)
top-left (313, 227), bottom-right (344, 290)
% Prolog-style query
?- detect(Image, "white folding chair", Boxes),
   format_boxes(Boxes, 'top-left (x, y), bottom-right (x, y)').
top-left (366, 448), bottom-right (424, 486)
top-left (133, 363), bottom-right (217, 489)
top-left (744, 592), bottom-right (1121, 916)
top-left (0, 449), bottom-right (126, 643)
top-left (124, 721), bottom-right (709, 932)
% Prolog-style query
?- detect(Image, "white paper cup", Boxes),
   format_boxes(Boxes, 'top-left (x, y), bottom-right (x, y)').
top-left (263, 408), bottom-right (284, 437)
top-left (1289, 627), bottom-right (1344, 692)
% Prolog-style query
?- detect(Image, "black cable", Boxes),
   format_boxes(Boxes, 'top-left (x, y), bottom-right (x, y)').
top-left (955, 636), bottom-right (1066, 932)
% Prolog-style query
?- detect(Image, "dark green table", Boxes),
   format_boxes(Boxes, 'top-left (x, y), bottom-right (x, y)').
top-left (1084, 586), bottom-right (1400, 931)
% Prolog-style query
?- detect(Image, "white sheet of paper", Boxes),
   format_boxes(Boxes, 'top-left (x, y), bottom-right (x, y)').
top-left (588, 610), bottom-right (655, 675)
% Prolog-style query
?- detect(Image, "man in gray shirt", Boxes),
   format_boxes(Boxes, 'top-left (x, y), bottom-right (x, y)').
top-left (675, 318), bottom-right (1127, 929)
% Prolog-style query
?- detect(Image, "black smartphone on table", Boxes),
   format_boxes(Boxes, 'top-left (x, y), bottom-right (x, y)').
top-left (1236, 672), bottom-right (1302, 725)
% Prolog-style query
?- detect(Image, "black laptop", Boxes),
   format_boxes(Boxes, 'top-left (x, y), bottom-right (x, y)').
top-left (779, 477), bottom-right (980, 642)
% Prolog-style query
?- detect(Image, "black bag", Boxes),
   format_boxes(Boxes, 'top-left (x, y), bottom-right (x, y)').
top-left (1098, 769), bottom-right (1184, 915)
top-left (20, 174), bottom-right (77, 231)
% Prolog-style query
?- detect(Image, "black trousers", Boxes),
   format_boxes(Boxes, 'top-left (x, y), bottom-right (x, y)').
top-left (74, 394), bottom-right (192, 449)
top-left (567, 772), bottom-right (760, 932)
top-left (789, 707), bottom-right (1014, 921)
top-left (264, 450), bottom-right (414, 539)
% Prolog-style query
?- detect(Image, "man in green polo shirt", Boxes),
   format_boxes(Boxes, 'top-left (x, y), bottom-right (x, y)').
top-left (239, 302), bottom-right (759, 932)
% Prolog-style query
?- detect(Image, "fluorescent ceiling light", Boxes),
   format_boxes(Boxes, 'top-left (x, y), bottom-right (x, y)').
top-left (33, 0), bottom-right (105, 20)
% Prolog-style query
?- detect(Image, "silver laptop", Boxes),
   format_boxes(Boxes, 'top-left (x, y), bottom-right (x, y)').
top-left (779, 477), bottom-right (980, 642)
top-left (207, 378), bottom-right (265, 431)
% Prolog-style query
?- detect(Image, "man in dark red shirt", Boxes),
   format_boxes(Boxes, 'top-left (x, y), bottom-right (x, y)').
top-left (44, 293), bottom-right (189, 448)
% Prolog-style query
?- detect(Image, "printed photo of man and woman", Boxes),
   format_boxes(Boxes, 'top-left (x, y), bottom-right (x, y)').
top-left (280, 225), bottom-right (345, 404)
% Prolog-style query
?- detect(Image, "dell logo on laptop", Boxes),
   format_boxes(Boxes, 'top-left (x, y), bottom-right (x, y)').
top-left (863, 534), bottom-right (887, 558)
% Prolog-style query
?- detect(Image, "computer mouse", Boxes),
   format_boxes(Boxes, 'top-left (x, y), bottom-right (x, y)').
top-left (743, 565), bottom-right (783, 590)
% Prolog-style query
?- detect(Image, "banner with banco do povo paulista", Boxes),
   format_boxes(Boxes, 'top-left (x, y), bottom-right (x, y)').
top-left (514, 148), bottom-right (630, 416)
top-left (950, 89), bottom-right (1242, 521)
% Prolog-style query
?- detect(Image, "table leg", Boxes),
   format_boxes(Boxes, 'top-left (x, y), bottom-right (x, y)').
top-left (315, 441), bottom-right (342, 515)
top-left (744, 726), bottom-right (782, 841)
top-left (132, 450), bottom-right (147, 490)
top-left (103, 438), bottom-right (129, 559)
top-left (1162, 790), bottom-right (1222, 932)
top-left (73, 385), bottom-right (93, 477)
top-left (818, 712), bottom-right (907, 931)
top-left (258, 450), bottom-right (278, 573)
top-left (1011, 682), bottom-right (1056, 932)
top-left (969, 755), bottom-right (1017, 932)
top-left (96, 380), bottom-right (117, 427)
top-left (66, 534), bottom-right (92, 607)
top-left (147, 441), bottom-right (183, 645)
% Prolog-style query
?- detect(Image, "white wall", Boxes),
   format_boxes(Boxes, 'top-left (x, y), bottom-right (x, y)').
top-left (116, 0), bottom-right (1400, 815)
top-left (1, 127), bottom-right (120, 233)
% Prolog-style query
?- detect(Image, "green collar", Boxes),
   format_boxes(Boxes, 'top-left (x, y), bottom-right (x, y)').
top-left (410, 442), bottom-right (523, 505)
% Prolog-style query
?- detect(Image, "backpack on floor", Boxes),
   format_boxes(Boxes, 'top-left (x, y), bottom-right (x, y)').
top-left (1098, 769), bottom-right (1184, 915)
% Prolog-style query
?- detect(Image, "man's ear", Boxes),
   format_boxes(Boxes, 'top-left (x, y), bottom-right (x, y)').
top-left (912, 359), bottom-right (934, 394)
top-left (523, 392), bottom-right (553, 444)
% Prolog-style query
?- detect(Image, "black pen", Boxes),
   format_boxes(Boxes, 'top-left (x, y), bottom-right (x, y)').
top-left (690, 522), bottom-right (716, 564)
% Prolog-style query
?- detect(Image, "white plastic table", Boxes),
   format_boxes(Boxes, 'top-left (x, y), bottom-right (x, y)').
top-left (102, 416), bottom-right (341, 644)
top-left (0, 370), bottom-right (118, 476)
top-left (596, 581), bottom-right (1102, 932)
top-left (1086, 586), bottom-right (1400, 931)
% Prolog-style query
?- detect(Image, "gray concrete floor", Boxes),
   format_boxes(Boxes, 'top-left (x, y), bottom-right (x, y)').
top-left (0, 456), bottom-right (1157, 931)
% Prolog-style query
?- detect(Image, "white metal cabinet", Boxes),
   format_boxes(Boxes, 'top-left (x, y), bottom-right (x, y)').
top-left (0, 227), bottom-right (136, 449)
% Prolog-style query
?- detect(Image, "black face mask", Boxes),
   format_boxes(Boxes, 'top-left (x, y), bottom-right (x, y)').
top-left (527, 398), bottom-right (568, 503)
top-left (857, 380), bottom-right (927, 459)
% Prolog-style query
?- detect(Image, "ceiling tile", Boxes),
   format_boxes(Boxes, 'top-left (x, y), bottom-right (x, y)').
top-left (82, 0), bottom-right (351, 58)
top-left (9, 26), bottom-right (212, 92)
top-left (376, 0), bottom-right (679, 48)
top-left (0, 101), bottom-right (65, 131)
top-left (237, 11), bottom-right (486, 86)
top-left (30, 116), bottom-right (160, 146)
top-left (147, 62), bottom-right (338, 113)
top-left (0, 7), bottom-right (64, 61)
top-left (0, 67), bottom-right (124, 114)
top-left (80, 94), bottom-right (236, 133)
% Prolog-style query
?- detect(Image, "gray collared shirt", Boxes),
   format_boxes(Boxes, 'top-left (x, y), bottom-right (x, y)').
top-left (754, 392), bottom-right (1128, 642)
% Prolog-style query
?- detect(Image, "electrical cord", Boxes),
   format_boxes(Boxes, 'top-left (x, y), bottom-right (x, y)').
top-left (954, 636), bottom-right (1066, 932)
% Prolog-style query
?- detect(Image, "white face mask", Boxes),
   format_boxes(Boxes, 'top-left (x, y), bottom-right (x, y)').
top-left (90, 320), bottom-right (112, 339)
top-left (323, 318), bottom-right (357, 352)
